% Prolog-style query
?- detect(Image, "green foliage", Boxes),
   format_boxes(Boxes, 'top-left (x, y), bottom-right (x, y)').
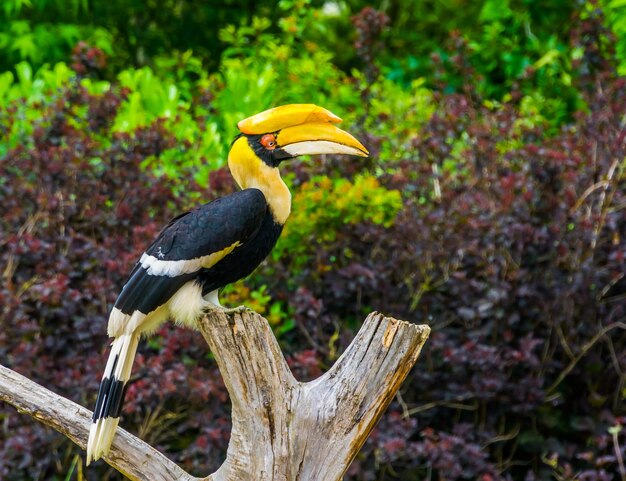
top-left (0, 0), bottom-right (286, 73)
top-left (0, 61), bottom-right (76, 158)
top-left (274, 175), bottom-right (402, 274)
top-left (115, 67), bottom-right (183, 131)
top-left (603, 0), bottom-right (626, 74)
top-left (472, 7), bottom-right (582, 114)
top-left (214, 4), bottom-right (363, 139)
top-left (379, 0), bottom-right (586, 124)
top-left (1, 0), bottom-right (626, 125)
top-left (364, 76), bottom-right (434, 160)
top-left (221, 281), bottom-right (294, 335)
top-left (0, 0), bottom-right (112, 69)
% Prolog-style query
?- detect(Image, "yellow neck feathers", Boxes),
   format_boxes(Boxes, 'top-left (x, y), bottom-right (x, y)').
top-left (228, 137), bottom-right (292, 225)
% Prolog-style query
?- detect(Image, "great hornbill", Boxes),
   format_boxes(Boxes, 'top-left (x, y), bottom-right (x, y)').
top-left (86, 104), bottom-right (368, 464)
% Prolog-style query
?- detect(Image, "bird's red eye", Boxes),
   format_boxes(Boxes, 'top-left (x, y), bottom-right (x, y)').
top-left (260, 133), bottom-right (277, 150)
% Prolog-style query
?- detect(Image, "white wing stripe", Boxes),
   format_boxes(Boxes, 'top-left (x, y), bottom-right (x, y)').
top-left (139, 241), bottom-right (241, 277)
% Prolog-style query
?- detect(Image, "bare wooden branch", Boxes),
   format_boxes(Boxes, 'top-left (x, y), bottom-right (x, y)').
top-left (198, 309), bottom-right (430, 481)
top-left (0, 310), bottom-right (430, 481)
top-left (0, 364), bottom-right (198, 481)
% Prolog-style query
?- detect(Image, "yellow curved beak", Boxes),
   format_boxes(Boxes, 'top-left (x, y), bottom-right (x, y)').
top-left (277, 122), bottom-right (368, 157)
top-left (238, 104), bottom-right (368, 157)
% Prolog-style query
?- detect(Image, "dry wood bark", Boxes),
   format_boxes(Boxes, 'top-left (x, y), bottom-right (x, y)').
top-left (0, 363), bottom-right (195, 481)
top-left (0, 310), bottom-right (430, 481)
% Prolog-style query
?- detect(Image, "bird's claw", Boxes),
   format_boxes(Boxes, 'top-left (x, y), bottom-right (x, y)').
top-left (203, 304), bottom-right (249, 317)
top-left (221, 305), bottom-right (250, 315)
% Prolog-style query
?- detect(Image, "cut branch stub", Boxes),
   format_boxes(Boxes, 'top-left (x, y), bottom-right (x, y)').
top-left (198, 310), bottom-right (430, 481)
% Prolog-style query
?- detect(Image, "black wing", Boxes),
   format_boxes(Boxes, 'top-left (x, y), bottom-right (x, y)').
top-left (113, 188), bottom-right (268, 316)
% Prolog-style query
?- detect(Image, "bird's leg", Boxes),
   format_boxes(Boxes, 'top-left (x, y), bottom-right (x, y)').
top-left (203, 289), bottom-right (249, 315)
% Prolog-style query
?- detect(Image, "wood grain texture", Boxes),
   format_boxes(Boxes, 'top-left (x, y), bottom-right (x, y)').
top-left (0, 364), bottom-right (198, 481)
top-left (0, 310), bottom-right (430, 481)
top-left (198, 310), bottom-right (430, 481)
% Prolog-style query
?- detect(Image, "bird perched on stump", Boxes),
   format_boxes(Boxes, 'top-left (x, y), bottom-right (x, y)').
top-left (86, 104), bottom-right (368, 464)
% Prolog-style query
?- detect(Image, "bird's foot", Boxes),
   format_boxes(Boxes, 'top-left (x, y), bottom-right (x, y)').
top-left (221, 305), bottom-right (250, 315)
top-left (204, 304), bottom-right (250, 316)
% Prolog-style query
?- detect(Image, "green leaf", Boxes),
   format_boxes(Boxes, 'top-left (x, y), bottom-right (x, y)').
top-left (9, 20), bottom-right (32, 36)
top-left (479, 0), bottom-right (513, 22)
top-left (15, 61), bottom-right (33, 87)
top-left (0, 71), bottom-right (14, 100)
top-left (534, 49), bottom-right (560, 69)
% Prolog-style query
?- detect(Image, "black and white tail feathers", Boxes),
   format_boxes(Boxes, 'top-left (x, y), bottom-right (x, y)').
top-left (86, 333), bottom-right (139, 464)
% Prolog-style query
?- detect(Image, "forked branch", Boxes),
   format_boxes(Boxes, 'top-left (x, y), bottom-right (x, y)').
top-left (0, 310), bottom-right (430, 481)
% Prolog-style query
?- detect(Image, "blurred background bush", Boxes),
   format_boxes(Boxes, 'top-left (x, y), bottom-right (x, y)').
top-left (1, 0), bottom-right (625, 480)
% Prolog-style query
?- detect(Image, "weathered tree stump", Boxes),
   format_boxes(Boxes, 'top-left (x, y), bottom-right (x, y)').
top-left (0, 309), bottom-right (430, 481)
